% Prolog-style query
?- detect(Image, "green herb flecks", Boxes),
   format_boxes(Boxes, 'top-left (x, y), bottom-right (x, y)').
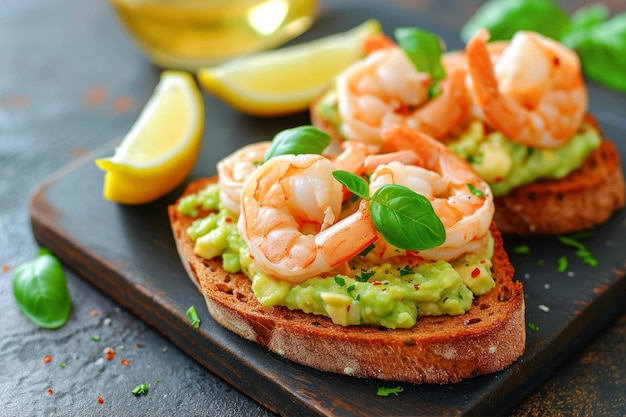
top-left (394, 27), bottom-right (446, 98)
top-left (333, 170), bottom-right (446, 251)
top-left (399, 265), bottom-right (415, 276)
top-left (263, 125), bottom-right (332, 162)
top-left (558, 231), bottom-right (598, 267)
top-left (186, 306), bottom-right (201, 328)
top-left (467, 183), bottom-right (485, 198)
top-left (557, 255), bottom-right (569, 272)
top-left (377, 386), bottom-right (404, 397)
top-left (514, 245), bottom-right (531, 255)
top-left (12, 248), bottom-right (72, 330)
top-left (355, 270), bottom-right (375, 283)
top-left (131, 384), bottom-right (150, 396)
top-left (528, 322), bottom-right (540, 332)
top-left (334, 276), bottom-right (346, 286)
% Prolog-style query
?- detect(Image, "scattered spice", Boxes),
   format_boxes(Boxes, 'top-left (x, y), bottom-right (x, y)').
top-left (91, 310), bottom-right (98, 316)
top-left (85, 86), bottom-right (107, 106)
top-left (97, 396), bottom-right (104, 404)
top-left (121, 359), bottom-right (130, 366)
top-left (43, 355), bottom-right (52, 364)
top-left (2, 264), bottom-right (10, 272)
top-left (471, 267), bottom-right (481, 278)
top-left (47, 389), bottom-right (54, 395)
top-left (105, 347), bottom-right (116, 361)
top-left (112, 96), bottom-right (134, 113)
top-left (135, 343), bottom-right (144, 349)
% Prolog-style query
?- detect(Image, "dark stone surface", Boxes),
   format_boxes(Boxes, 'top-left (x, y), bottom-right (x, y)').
top-left (1, 0), bottom-right (624, 416)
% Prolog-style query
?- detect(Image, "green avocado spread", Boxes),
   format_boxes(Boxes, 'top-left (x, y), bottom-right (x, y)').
top-left (313, 88), bottom-right (602, 197)
top-left (447, 121), bottom-right (602, 196)
top-left (177, 184), bottom-right (496, 329)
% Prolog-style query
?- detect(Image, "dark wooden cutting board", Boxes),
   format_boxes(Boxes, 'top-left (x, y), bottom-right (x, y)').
top-left (28, 1), bottom-right (626, 416)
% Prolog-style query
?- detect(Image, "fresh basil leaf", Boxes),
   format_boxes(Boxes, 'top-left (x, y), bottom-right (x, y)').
top-left (460, 0), bottom-right (571, 42)
top-left (370, 184), bottom-right (445, 251)
top-left (12, 252), bottom-right (72, 329)
top-left (263, 125), bottom-right (332, 162)
top-left (332, 170), bottom-right (370, 199)
top-left (394, 27), bottom-right (445, 97)
top-left (563, 12), bottom-right (626, 91)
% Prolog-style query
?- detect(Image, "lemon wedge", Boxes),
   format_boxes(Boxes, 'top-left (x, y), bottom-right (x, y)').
top-left (95, 71), bottom-right (204, 205)
top-left (197, 19), bottom-right (381, 116)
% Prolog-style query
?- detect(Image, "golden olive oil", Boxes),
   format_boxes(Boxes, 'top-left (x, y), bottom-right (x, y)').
top-left (109, 0), bottom-right (318, 70)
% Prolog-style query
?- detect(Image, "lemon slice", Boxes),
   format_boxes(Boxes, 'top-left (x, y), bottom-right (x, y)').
top-left (197, 19), bottom-right (381, 116)
top-left (95, 71), bottom-right (204, 205)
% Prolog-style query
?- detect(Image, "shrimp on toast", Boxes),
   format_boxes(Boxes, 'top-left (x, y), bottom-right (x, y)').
top-left (217, 142), bottom-right (270, 214)
top-left (335, 38), bottom-right (471, 149)
top-left (373, 124), bottom-right (495, 261)
top-left (466, 29), bottom-right (587, 148)
top-left (238, 154), bottom-right (377, 284)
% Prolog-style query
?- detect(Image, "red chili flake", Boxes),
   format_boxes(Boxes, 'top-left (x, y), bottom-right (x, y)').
top-left (97, 396), bottom-right (104, 404)
top-left (480, 260), bottom-right (486, 264)
top-left (2, 264), bottom-right (10, 272)
top-left (105, 348), bottom-right (116, 361)
top-left (225, 217), bottom-right (232, 223)
top-left (91, 310), bottom-right (98, 316)
top-left (121, 359), bottom-right (130, 366)
top-left (43, 355), bottom-right (52, 363)
top-left (373, 281), bottom-right (382, 286)
top-left (494, 177), bottom-right (503, 183)
top-left (414, 284), bottom-right (420, 291)
top-left (346, 305), bottom-right (351, 312)
top-left (135, 343), bottom-right (144, 350)
top-left (471, 268), bottom-right (481, 278)
top-left (47, 389), bottom-right (54, 395)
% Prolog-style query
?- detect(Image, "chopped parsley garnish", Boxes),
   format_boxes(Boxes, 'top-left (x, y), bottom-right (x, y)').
top-left (514, 245), bottom-right (530, 255)
top-left (347, 284), bottom-right (356, 293)
top-left (355, 270), bottom-right (375, 282)
top-left (131, 384), bottom-right (150, 396)
top-left (466, 183), bottom-right (485, 197)
top-left (334, 276), bottom-right (346, 286)
top-left (558, 232), bottom-right (598, 267)
top-left (528, 323), bottom-right (540, 332)
top-left (557, 255), bottom-right (568, 272)
top-left (377, 386), bottom-right (404, 396)
top-left (399, 265), bottom-right (415, 276)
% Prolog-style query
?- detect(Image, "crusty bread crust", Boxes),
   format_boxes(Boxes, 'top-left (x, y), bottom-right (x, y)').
top-left (169, 178), bottom-right (525, 384)
top-left (494, 138), bottom-right (625, 236)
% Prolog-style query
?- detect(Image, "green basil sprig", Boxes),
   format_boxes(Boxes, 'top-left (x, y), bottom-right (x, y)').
top-left (332, 170), bottom-right (446, 251)
top-left (562, 9), bottom-right (626, 92)
top-left (263, 125), bottom-right (331, 163)
top-left (12, 249), bottom-right (72, 329)
top-left (460, 0), bottom-right (571, 42)
top-left (394, 27), bottom-right (446, 98)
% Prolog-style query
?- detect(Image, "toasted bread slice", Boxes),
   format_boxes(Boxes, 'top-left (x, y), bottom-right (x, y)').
top-left (169, 177), bottom-right (525, 384)
top-left (494, 138), bottom-right (625, 236)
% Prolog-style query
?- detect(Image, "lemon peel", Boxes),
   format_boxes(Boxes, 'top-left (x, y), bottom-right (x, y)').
top-left (95, 70), bottom-right (204, 205)
top-left (197, 19), bottom-right (381, 116)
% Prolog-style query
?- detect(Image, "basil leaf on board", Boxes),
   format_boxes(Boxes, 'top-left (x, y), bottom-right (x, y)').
top-left (370, 184), bottom-right (446, 251)
top-left (460, 0), bottom-right (571, 42)
top-left (563, 12), bottom-right (626, 92)
top-left (394, 27), bottom-right (445, 97)
top-left (332, 170), bottom-right (370, 199)
top-left (263, 125), bottom-right (332, 162)
top-left (12, 251), bottom-right (72, 329)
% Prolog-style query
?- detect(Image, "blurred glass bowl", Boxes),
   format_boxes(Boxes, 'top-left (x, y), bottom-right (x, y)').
top-left (109, 0), bottom-right (319, 71)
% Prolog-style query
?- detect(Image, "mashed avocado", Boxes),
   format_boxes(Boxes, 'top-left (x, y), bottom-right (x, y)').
top-left (447, 121), bottom-right (602, 196)
top-left (177, 184), bottom-right (496, 329)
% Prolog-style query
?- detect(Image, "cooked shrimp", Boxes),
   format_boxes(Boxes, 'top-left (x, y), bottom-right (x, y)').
top-left (466, 29), bottom-right (587, 148)
top-left (335, 45), bottom-right (471, 149)
top-left (238, 154), bottom-right (378, 284)
top-left (371, 124), bottom-right (494, 261)
top-left (217, 142), bottom-right (271, 214)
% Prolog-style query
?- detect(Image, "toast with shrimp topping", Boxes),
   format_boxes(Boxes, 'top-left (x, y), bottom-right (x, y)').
top-left (168, 124), bottom-right (525, 384)
top-left (311, 29), bottom-right (625, 236)
top-left (169, 177), bottom-right (524, 384)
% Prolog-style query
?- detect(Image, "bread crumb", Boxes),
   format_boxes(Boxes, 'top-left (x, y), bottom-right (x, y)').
top-left (538, 304), bottom-right (550, 312)
top-left (344, 367), bottom-right (354, 375)
top-left (276, 349), bottom-right (285, 356)
top-left (488, 346), bottom-right (497, 354)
